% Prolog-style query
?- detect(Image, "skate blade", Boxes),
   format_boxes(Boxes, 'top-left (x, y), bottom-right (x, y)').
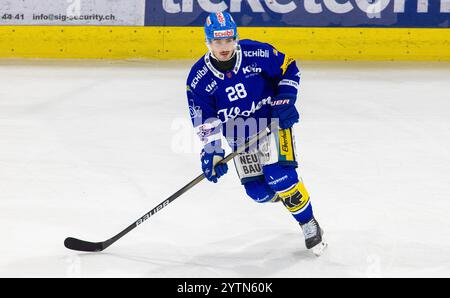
top-left (311, 240), bottom-right (328, 257)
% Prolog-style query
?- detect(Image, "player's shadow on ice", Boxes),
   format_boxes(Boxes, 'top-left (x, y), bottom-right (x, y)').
top-left (103, 230), bottom-right (316, 277)
top-left (1, 231), bottom-right (317, 277)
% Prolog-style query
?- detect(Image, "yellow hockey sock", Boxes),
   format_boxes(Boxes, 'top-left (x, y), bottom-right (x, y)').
top-left (278, 182), bottom-right (310, 213)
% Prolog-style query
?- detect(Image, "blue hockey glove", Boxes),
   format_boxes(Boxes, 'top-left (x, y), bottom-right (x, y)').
top-left (201, 145), bottom-right (228, 183)
top-left (271, 95), bottom-right (299, 129)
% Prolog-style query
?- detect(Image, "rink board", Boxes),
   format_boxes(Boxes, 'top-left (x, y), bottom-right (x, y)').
top-left (0, 26), bottom-right (449, 61)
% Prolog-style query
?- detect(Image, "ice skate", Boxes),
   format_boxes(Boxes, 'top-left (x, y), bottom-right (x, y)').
top-left (300, 217), bottom-right (328, 256)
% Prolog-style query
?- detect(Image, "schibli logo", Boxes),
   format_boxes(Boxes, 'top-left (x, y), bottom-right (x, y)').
top-left (243, 63), bottom-right (262, 75)
top-left (214, 29), bottom-right (234, 38)
top-left (190, 65), bottom-right (208, 89)
top-left (136, 199), bottom-right (170, 226)
top-left (205, 80), bottom-right (217, 93)
top-left (243, 49), bottom-right (269, 58)
top-left (271, 99), bottom-right (290, 106)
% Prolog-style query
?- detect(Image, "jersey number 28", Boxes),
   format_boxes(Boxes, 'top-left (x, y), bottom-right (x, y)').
top-left (225, 83), bottom-right (247, 102)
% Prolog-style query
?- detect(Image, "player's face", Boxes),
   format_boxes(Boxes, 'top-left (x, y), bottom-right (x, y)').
top-left (209, 38), bottom-right (236, 61)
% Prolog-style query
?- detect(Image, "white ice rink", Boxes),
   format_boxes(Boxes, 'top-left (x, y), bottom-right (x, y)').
top-left (0, 59), bottom-right (449, 277)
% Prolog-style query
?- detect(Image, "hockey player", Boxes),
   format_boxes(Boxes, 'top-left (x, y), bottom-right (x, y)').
top-left (186, 12), bottom-right (326, 254)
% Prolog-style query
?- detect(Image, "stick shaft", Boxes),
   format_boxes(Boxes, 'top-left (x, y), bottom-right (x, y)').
top-left (65, 122), bottom-right (276, 252)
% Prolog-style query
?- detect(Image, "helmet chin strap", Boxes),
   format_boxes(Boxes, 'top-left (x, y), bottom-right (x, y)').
top-left (206, 39), bottom-right (239, 62)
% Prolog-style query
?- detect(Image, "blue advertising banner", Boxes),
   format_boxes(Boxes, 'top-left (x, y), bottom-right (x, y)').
top-left (145, 0), bottom-right (450, 28)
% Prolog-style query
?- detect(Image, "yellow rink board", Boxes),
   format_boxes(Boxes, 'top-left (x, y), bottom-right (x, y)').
top-left (0, 26), bottom-right (449, 61)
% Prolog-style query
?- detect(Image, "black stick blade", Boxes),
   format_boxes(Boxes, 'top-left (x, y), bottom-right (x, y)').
top-left (64, 237), bottom-right (104, 252)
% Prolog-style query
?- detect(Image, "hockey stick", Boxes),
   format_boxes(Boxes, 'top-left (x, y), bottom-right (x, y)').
top-left (64, 121), bottom-right (277, 252)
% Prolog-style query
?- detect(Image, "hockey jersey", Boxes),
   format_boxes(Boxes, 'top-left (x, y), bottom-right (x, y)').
top-left (186, 39), bottom-right (300, 151)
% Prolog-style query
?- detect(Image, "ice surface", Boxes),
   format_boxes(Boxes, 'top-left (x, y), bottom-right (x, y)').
top-left (0, 59), bottom-right (449, 277)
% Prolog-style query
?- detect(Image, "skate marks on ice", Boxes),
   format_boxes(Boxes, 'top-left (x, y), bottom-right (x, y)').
top-left (86, 230), bottom-right (320, 278)
top-left (109, 230), bottom-right (334, 277)
top-left (0, 229), bottom-right (324, 277)
top-left (309, 228), bottom-right (450, 278)
top-left (2, 227), bottom-right (450, 277)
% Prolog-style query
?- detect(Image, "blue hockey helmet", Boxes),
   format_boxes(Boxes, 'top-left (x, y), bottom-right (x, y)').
top-left (204, 12), bottom-right (238, 42)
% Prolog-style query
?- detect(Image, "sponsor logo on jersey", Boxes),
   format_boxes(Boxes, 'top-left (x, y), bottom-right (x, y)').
top-left (217, 96), bottom-right (272, 122)
top-left (205, 80), bottom-right (217, 93)
top-left (194, 120), bottom-right (222, 144)
top-left (189, 99), bottom-right (202, 119)
top-left (213, 29), bottom-right (235, 38)
top-left (242, 162), bottom-right (262, 175)
top-left (281, 55), bottom-right (295, 75)
top-left (190, 65), bottom-right (208, 89)
top-left (239, 153), bottom-right (262, 176)
top-left (243, 63), bottom-right (262, 75)
top-left (243, 49), bottom-right (269, 58)
top-left (197, 124), bottom-right (214, 140)
top-left (267, 174), bottom-right (289, 186)
top-left (278, 79), bottom-right (299, 89)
